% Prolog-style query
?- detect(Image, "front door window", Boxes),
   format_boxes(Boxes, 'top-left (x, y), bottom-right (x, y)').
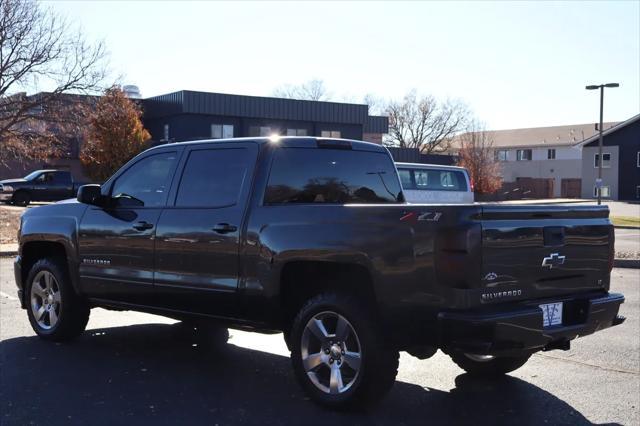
top-left (111, 152), bottom-right (177, 207)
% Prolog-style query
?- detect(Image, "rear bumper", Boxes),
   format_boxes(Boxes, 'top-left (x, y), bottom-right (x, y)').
top-left (438, 292), bottom-right (625, 356)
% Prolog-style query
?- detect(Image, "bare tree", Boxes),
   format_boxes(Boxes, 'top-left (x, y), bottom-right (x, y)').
top-left (456, 122), bottom-right (502, 195)
top-left (272, 79), bottom-right (330, 101)
top-left (0, 0), bottom-right (107, 166)
top-left (384, 90), bottom-right (469, 154)
top-left (363, 93), bottom-right (385, 115)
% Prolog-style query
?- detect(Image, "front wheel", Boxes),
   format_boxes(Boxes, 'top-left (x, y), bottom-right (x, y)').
top-left (26, 258), bottom-right (90, 341)
top-left (290, 293), bottom-right (399, 410)
top-left (450, 352), bottom-right (531, 377)
top-left (12, 191), bottom-right (30, 207)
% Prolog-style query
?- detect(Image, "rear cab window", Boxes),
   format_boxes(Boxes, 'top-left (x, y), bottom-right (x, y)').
top-left (265, 148), bottom-right (403, 204)
top-left (398, 168), bottom-right (468, 192)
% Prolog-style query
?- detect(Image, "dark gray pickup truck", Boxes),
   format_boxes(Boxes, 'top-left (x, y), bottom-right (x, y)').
top-left (0, 169), bottom-right (86, 206)
top-left (14, 137), bottom-right (625, 409)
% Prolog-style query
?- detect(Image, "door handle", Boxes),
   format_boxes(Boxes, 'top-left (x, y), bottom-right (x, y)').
top-left (133, 221), bottom-right (154, 231)
top-left (212, 223), bottom-right (237, 234)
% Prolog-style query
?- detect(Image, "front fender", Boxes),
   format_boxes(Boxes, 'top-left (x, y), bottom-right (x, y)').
top-left (20, 216), bottom-right (80, 260)
top-left (19, 210), bottom-right (85, 294)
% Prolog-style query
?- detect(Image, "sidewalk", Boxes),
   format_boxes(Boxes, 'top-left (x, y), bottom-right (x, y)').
top-left (0, 243), bottom-right (17, 257)
top-left (485, 198), bottom-right (592, 205)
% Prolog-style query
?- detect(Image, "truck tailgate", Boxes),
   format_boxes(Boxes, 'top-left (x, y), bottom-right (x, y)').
top-left (479, 205), bottom-right (614, 302)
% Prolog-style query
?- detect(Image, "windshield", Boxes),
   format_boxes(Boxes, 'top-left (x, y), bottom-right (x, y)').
top-left (23, 171), bottom-right (42, 180)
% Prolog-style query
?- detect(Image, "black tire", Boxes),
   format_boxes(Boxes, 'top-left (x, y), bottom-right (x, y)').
top-left (12, 191), bottom-right (30, 207)
top-left (25, 258), bottom-right (90, 342)
top-left (450, 352), bottom-right (531, 377)
top-left (290, 292), bottom-right (399, 410)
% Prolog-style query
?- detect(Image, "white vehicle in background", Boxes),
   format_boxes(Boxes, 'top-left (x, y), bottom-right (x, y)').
top-left (395, 162), bottom-right (474, 204)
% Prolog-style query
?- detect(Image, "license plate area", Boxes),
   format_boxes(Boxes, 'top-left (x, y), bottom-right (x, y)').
top-left (540, 302), bottom-right (563, 327)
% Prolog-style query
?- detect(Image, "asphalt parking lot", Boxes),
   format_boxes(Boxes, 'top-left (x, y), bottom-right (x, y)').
top-left (0, 259), bottom-right (638, 425)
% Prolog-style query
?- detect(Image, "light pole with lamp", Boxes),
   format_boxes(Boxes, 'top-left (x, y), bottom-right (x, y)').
top-left (585, 83), bottom-right (619, 205)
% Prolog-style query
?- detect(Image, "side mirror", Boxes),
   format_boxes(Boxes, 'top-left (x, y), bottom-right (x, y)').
top-left (77, 184), bottom-right (103, 206)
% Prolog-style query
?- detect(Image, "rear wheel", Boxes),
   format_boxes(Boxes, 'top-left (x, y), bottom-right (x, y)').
top-left (450, 352), bottom-right (531, 377)
top-left (12, 191), bottom-right (30, 207)
top-left (26, 258), bottom-right (90, 341)
top-left (290, 293), bottom-right (398, 410)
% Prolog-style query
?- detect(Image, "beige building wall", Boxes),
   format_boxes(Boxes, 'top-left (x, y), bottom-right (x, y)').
top-left (495, 146), bottom-right (583, 197)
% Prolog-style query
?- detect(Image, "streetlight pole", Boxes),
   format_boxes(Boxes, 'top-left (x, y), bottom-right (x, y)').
top-left (586, 83), bottom-right (619, 205)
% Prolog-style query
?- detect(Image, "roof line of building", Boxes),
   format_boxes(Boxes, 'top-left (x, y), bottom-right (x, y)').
top-left (574, 113), bottom-right (640, 147)
top-left (149, 89), bottom-right (371, 109)
top-left (483, 121), bottom-right (607, 133)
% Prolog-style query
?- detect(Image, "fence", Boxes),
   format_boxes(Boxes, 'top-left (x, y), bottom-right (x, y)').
top-left (477, 178), bottom-right (555, 201)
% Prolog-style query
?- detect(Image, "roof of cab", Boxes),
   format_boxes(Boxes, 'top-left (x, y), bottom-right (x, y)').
top-left (153, 136), bottom-right (388, 153)
top-left (395, 162), bottom-right (468, 171)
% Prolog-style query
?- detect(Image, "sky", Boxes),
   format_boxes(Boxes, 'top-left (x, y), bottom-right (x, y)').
top-left (44, 1), bottom-right (639, 130)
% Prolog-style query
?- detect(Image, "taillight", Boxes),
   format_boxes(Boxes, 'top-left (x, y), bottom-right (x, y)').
top-left (608, 225), bottom-right (615, 272)
top-left (469, 178), bottom-right (475, 192)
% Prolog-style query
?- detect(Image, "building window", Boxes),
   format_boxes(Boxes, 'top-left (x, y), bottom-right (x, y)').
top-left (248, 126), bottom-right (273, 137)
top-left (163, 124), bottom-right (170, 141)
top-left (211, 124), bottom-right (234, 139)
top-left (594, 153), bottom-right (611, 168)
top-left (547, 149), bottom-right (556, 160)
top-left (321, 130), bottom-right (341, 138)
top-left (516, 149), bottom-right (532, 161)
top-left (494, 150), bottom-right (508, 161)
top-left (593, 185), bottom-right (611, 198)
top-left (637, 152), bottom-right (639, 167)
top-left (286, 128), bottom-right (308, 136)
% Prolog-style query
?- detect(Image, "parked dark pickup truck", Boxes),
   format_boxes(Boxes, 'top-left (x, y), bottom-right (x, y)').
top-left (14, 137), bottom-right (624, 409)
top-left (0, 169), bottom-right (86, 206)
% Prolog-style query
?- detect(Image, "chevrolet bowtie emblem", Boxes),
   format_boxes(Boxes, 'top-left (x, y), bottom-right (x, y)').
top-left (542, 253), bottom-right (565, 269)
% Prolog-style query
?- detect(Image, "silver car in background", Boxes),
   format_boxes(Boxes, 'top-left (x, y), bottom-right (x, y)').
top-left (396, 162), bottom-right (474, 204)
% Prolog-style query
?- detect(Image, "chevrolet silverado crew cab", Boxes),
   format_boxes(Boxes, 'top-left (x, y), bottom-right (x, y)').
top-left (14, 137), bottom-right (625, 409)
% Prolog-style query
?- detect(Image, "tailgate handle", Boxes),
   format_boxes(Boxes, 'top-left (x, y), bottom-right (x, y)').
top-left (544, 227), bottom-right (565, 246)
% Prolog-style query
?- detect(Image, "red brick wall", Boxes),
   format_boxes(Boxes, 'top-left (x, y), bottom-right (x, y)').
top-left (363, 133), bottom-right (383, 144)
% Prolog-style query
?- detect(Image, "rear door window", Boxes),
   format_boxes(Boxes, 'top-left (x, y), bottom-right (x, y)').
top-left (397, 169), bottom-right (412, 188)
top-left (175, 148), bottom-right (250, 208)
top-left (398, 168), bottom-right (468, 192)
top-left (52, 172), bottom-right (71, 185)
top-left (265, 148), bottom-right (403, 204)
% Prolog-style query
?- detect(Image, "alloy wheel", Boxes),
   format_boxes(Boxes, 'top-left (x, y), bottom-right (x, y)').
top-left (30, 270), bottom-right (62, 330)
top-left (300, 311), bottom-right (362, 395)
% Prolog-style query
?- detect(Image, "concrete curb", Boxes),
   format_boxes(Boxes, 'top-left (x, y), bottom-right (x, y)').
top-left (613, 259), bottom-right (640, 269)
top-left (614, 225), bottom-right (640, 230)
